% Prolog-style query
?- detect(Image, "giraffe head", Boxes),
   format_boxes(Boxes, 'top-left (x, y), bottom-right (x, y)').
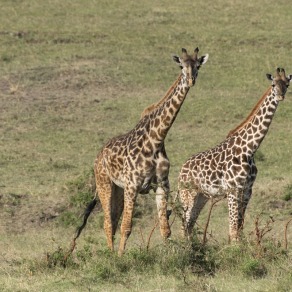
top-left (173, 47), bottom-right (209, 87)
top-left (266, 68), bottom-right (292, 101)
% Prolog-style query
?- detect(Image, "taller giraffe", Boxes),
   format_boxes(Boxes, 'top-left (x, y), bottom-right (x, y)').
top-left (75, 47), bottom-right (209, 255)
top-left (177, 68), bottom-right (291, 242)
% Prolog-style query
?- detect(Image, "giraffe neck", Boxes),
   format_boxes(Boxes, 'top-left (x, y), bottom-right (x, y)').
top-left (140, 74), bottom-right (182, 118)
top-left (229, 87), bottom-right (279, 154)
top-left (145, 73), bottom-right (190, 142)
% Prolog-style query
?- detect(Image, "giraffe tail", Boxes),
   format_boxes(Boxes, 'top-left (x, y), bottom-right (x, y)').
top-left (74, 197), bottom-right (97, 240)
top-left (65, 196), bottom-right (98, 260)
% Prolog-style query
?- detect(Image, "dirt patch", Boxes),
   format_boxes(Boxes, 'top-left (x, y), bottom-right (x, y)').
top-left (268, 200), bottom-right (286, 209)
top-left (0, 193), bottom-right (65, 234)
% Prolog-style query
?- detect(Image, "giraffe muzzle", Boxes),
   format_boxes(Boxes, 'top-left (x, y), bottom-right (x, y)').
top-left (189, 77), bottom-right (195, 87)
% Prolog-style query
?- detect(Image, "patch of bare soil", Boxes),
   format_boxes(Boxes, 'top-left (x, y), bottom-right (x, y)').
top-left (0, 193), bottom-right (65, 234)
top-left (0, 59), bottom-right (127, 123)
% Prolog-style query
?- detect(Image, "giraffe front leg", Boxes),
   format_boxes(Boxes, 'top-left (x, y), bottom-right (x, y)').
top-left (237, 187), bottom-right (253, 235)
top-left (155, 178), bottom-right (171, 239)
top-left (227, 189), bottom-right (250, 242)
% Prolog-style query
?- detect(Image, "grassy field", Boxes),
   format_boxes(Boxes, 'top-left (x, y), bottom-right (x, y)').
top-left (0, 0), bottom-right (291, 291)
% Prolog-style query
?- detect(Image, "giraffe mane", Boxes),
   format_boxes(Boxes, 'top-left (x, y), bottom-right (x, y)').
top-left (227, 86), bottom-right (272, 138)
top-left (140, 74), bottom-right (183, 119)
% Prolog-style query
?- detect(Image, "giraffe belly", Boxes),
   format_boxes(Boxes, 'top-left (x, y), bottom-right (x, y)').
top-left (111, 177), bottom-right (125, 188)
top-left (200, 183), bottom-right (228, 197)
top-left (111, 172), bottom-right (155, 191)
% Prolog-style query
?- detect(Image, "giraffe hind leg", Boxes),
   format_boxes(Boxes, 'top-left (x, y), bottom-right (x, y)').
top-left (94, 161), bottom-right (116, 252)
top-left (111, 184), bottom-right (124, 237)
top-left (118, 185), bottom-right (138, 256)
top-left (155, 153), bottom-right (171, 240)
top-left (184, 192), bottom-right (209, 240)
top-left (97, 186), bottom-right (115, 251)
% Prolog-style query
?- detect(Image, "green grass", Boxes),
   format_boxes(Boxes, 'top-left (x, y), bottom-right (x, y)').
top-left (0, 0), bottom-right (292, 291)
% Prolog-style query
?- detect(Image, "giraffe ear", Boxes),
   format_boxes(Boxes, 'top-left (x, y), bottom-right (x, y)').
top-left (266, 73), bottom-right (273, 81)
top-left (198, 54), bottom-right (209, 65)
top-left (173, 55), bottom-right (180, 63)
top-left (173, 55), bottom-right (183, 68)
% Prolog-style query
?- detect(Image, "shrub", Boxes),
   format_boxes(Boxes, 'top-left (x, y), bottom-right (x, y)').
top-left (154, 238), bottom-right (217, 277)
top-left (241, 258), bottom-right (267, 278)
top-left (217, 244), bottom-right (243, 269)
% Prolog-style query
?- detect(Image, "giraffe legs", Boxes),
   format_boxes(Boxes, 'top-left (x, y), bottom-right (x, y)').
top-left (118, 185), bottom-right (137, 256)
top-left (181, 191), bottom-right (209, 240)
top-left (228, 160), bottom-right (257, 242)
top-left (111, 184), bottom-right (124, 237)
top-left (154, 153), bottom-right (171, 240)
top-left (96, 180), bottom-right (115, 251)
top-left (95, 159), bottom-right (138, 255)
top-left (94, 157), bottom-right (118, 252)
top-left (155, 177), bottom-right (171, 239)
top-left (227, 187), bottom-right (252, 242)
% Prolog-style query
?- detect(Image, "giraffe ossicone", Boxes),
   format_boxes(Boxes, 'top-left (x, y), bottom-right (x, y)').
top-left (178, 67), bottom-right (291, 242)
top-left (74, 46), bottom-right (209, 255)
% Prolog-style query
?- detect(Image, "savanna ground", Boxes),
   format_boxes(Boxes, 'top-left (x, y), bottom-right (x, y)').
top-left (0, 0), bottom-right (291, 291)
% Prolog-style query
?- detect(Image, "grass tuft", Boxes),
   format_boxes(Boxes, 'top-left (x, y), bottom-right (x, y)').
top-left (241, 258), bottom-right (267, 278)
top-left (282, 184), bottom-right (292, 201)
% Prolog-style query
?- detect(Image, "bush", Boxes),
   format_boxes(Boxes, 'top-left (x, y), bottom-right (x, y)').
top-left (217, 245), bottom-right (243, 269)
top-left (241, 258), bottom-right (267, 278)
top-left (154, 239), bottom-right (217, 277)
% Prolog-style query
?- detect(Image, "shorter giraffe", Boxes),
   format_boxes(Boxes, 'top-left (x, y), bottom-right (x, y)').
top-left (177, 68), bottom-right (291, 241)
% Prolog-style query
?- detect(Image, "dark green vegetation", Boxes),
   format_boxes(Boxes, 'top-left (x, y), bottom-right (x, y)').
top-left (0, 0), bottom-right (291, 291)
